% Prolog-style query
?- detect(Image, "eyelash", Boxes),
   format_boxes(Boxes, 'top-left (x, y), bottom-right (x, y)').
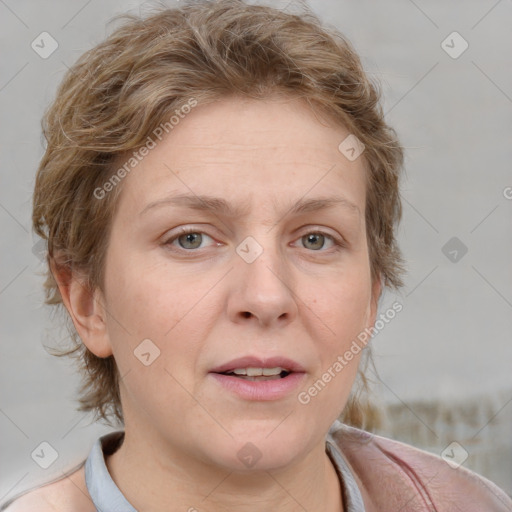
top-left (162, 227), bottom-right (345, 254)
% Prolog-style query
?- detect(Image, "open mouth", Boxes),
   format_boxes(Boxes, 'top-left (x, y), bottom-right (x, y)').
top-left (217, 367), bottom-right (291, 381)
top-left (209, 360), bottom-right (305, 400)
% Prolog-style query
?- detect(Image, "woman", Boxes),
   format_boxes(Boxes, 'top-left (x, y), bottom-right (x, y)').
top-left (4, 1), bottom-right (511, 510)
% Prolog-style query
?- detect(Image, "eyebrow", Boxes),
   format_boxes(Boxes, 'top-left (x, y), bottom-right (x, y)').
top-left (139, 193), bottom-right (361, 218)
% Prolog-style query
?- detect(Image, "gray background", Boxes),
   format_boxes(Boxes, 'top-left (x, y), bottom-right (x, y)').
top-left (1, 0), bottom-right (511, 503)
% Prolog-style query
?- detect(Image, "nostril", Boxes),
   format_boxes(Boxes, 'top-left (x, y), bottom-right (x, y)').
top-left (242, 311), bottom-right (252, 318)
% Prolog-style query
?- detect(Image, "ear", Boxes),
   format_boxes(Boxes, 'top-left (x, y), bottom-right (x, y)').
top-left (50, 259), bottom-right (113, 358)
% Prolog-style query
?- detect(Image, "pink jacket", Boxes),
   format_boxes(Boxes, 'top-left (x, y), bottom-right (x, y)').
top-left (330, 421), bottom-right (512, 511)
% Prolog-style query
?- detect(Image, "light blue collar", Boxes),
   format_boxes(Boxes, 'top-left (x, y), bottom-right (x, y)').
top-left (84, 431), bottom-right (136, 512)
top-left (85, 424), bottom-right (365, 512)
top-left (326, 421), bottom-right (366, 512)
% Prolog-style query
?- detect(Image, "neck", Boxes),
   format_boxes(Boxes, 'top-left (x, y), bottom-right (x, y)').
top-left (106, 425), bottom-right (344, 512)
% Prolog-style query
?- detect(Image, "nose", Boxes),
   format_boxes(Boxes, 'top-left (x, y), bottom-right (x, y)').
top-left (226, 237), bottom-right (298, 328)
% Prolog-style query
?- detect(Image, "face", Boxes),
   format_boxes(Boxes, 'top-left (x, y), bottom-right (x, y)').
top-left (96, 95), bottom-right (380, 471)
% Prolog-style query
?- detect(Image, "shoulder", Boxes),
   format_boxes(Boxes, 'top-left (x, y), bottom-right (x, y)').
top-left (1, 465), bottom-right (96, 512)
top-left (329, 421), bottom-right (512, 512)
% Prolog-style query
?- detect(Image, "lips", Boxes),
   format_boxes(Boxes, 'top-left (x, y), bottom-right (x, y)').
top-left (208, 356), bottom-right (306, 400)
top-left (209, 356), bottom-right (306, 375)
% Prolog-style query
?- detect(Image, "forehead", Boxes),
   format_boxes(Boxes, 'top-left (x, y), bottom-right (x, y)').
top-left (113, 95), bottom-right (367, 217)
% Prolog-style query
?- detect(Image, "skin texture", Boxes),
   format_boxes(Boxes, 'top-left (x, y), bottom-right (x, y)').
top-left (56, 95), bottom-right (381, 512)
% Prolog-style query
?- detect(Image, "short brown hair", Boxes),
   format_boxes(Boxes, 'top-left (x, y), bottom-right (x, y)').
top-left (33, 0), bottom-right (405, 427)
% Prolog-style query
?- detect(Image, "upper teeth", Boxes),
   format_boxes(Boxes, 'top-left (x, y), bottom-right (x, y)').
top-left (232, 367), bottom-right (286, 376)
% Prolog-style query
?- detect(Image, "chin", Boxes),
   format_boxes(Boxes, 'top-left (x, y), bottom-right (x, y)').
top-left (201, 423), bottom-right (314, 472)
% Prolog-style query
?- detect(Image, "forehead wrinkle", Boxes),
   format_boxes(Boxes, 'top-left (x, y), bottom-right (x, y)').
top-left (140, 192), bottom-right (361, 221)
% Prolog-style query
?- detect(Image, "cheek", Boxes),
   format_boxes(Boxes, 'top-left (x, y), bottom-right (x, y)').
top-left (309, 266), bottom-right (373, 345)
top-left (103, 255), bottom-right (218, 364)
top-left (298, 289), bottom-right (369, 427)
top-left (101, 259), bottom-right (215, 409)
top-left (300, 270), bottom-right (372, 414)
